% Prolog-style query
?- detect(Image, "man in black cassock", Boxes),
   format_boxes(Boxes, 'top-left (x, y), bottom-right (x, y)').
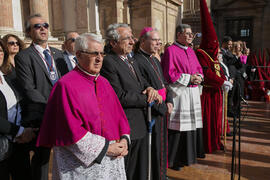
top-left (134, 27), bottom-right (173, 180)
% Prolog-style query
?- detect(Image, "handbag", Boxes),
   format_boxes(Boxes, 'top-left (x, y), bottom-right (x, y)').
top-left (0, 103), bottom-right (19, 161)
top-left (0, 134), bottom-right (12, 161)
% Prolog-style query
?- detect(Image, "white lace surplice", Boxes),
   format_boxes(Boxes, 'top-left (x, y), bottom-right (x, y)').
top-left (168, 74), bottom-right (203, 132)
top-left (52, 132), bottom-right (126, 180)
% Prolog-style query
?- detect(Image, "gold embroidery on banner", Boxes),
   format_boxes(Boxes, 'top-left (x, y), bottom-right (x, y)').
top-left (214, 63), bottom-right (221, 77)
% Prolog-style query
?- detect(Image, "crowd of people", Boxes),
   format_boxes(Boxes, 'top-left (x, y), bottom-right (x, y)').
top-left (0, 0), bottom-right (256, 180)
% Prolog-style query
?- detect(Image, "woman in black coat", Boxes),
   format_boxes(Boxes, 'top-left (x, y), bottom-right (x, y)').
top-left (0, 40), bottom-right (35, 180)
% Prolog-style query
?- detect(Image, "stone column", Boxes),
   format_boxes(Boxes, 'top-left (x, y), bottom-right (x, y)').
top-left (130, 0), bottom-right (151, 38)
top-left (29, 0), bottom-right (49, 23)
top-left (116, 0), bottom-right (124, 23)
top-left (123, 0), bottom-right (130, 24)
top-left (88, 0), bottom-right (101, 35)
top-left (50, 0), bottom-right (64, 37)
top-left (98, 0), bottom-right (118, 36)
top-left (75, 0), bottom-right (88, 33)
top-left (12, 0), bottom-right (24, 37)
top-left (0, 0), bottom-right (14, 36)
top-left (61, 0), bottom-right (77, 32)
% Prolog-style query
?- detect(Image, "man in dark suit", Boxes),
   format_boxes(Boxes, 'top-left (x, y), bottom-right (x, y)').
top-left (221, 36), bottom-right (235, 66)
top-left (100, 23), bottom-right (162, 180)
top-left (221, 36), bottom-right (240, 116)
top-left (15, 14), bottom-right (68, 180)
top-left (221, 36), bottom-right (248, 117)
top-left (63, 31), bottom-right (79, 71)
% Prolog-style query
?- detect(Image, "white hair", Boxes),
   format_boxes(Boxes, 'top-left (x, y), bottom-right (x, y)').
top-left (75, 33), bottom-right (103, 52)
top-left (105, 23), bottom-right (129, 42)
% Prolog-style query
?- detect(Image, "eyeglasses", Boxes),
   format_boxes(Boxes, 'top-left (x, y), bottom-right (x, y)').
top-left (33, 23), bottom-right (49, 30)
top-left (183, 32), bottom-right (194, 37)
top-left (80, 51), bottom-right (105, 57)
top-left (120, 36), bottom-right (134, 41)
top-left (7, 41), bottom-right (19, 46)
top-left (150, 38), bottom-right (161, 42)
top-left (67, 38), bottom-right (76, 42)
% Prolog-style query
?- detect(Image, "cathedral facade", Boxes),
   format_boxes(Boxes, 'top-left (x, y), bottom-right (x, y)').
top-left (182, 0), bottom-right (270, 49)
top-left (0, 0), bottom-right (182, 47)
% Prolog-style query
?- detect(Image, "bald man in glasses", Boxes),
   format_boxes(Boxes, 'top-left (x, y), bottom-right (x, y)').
top-left (14, 14), bottom-right (68, 180)
top-left (63, 31), bottom-right (80, 71)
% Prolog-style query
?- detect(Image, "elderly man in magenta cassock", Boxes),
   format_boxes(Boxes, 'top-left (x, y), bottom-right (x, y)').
top-left (36, 33), bottom-right (130, 180)
top-left (161, 24), bottom-right (205, 170)
top-left (196, 0), bottom-right (233, 153)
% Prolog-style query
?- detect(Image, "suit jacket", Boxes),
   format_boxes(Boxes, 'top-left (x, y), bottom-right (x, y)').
top-left (221, 48), bottom-right (243, 79)
top-left (221, 48), bottom-right (237, 66)
top-left (0, 74), bottom-right (21, 137)
top-left (134, 51), bottom-right (173, 116)
top-left (15, 44), bottom-right (68, 128)
top-left (63, 51), bottom-right (74, 71)
top-left (100, 52), bottom-right (150, 140)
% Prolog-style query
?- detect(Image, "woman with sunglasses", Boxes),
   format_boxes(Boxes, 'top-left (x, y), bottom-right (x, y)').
top-left (1, 34), bottom-right (25, 83)
top-left (0, 40), bottom-right (35, 180)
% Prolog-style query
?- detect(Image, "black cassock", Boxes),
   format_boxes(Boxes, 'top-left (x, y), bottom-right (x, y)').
top-left (134, 50), bottom-right (173, 180)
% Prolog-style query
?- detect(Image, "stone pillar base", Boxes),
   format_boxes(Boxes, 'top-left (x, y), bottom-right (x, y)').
top-left (0, 29), bottom-right (25, 39)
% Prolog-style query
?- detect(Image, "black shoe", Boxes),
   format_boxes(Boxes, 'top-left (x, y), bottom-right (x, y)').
top-left (197, 154), bottom-right (206, 158)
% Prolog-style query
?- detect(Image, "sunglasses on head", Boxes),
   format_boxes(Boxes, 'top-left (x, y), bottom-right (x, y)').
top-left (33, 23), bottom-right (49, 30)
top-left (7, 41), bottom-right (19, 46)
top-left (67, 38), bottom-right (76, 42)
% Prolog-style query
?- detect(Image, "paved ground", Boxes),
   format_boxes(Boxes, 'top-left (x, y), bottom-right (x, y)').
top-left (167, 101), bottom-right (270, 180)
top-left (48, 101), bottom-right (269, 180)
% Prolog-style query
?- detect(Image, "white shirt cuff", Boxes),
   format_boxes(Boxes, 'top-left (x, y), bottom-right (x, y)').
top-left (176, 74), bottom-right (191, 86)
top-left (16, 126), bottom-right (24, 138)
top-left (14, 126), bottom-right (24, 142)
top-left (122, 134), bottom-right (130, 144)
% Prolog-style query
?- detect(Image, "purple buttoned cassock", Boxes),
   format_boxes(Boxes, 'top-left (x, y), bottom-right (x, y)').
top-left (161, 43), bottom-right (203, 85)
top-left (36, 67), bottom-right (130, 147)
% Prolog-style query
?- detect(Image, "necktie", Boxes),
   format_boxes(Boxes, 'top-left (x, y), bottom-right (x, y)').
top-left (124, 58), bottom-right (138, 81)
top-left (43, 49), bottom-right (52, 71)
top-left (43, 49), bottom-right (58, 84)
top-left (73, 57), bottom-right (78, 64)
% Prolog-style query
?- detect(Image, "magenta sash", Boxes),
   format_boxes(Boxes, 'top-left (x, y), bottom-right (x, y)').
top-left (158, 88), bottom-right (167, 101)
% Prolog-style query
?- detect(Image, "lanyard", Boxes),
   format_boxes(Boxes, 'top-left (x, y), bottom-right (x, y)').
top-left (33, 46), bottom-right (55, 72)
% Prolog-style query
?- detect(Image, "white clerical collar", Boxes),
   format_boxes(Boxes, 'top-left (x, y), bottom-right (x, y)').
top-left (77, 65), bottom-right (99, 79)
top-left (139, 48), bottom-right (152, 56)
top-left (174, 41), bottom-right (188, 50)
top-left (33, 42), bottom-right (49, 54)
